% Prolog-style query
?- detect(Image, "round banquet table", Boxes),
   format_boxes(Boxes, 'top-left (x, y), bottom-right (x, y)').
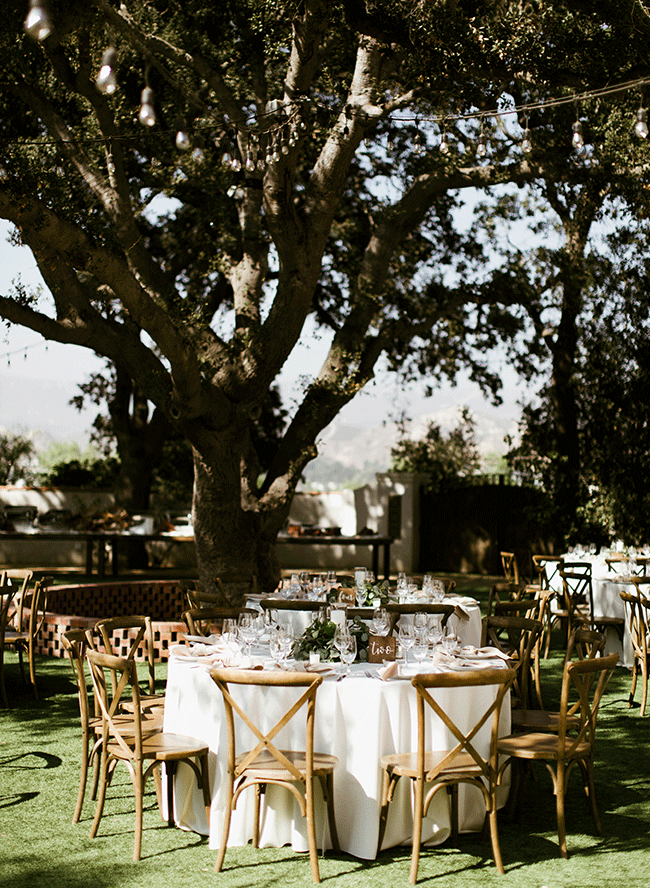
top-left (163, 653), bottom-right (510, 860)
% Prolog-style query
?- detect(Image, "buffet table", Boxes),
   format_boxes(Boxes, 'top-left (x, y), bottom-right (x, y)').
top-left (163, 653), bottom-right (510, 860)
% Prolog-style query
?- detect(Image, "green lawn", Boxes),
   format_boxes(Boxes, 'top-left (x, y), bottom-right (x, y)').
top-left (1, 578), bottom-right (649, 887)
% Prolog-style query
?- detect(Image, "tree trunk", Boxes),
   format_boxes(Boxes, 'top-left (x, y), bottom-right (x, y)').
top-left (190, 428), bottom-right (283, 605)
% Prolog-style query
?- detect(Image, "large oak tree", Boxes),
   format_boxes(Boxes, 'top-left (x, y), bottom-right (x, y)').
top-left (1, 0), bottom-right (649, 598)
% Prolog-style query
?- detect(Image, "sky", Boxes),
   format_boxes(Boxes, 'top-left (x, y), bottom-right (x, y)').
top-left (0, 219), bottom-right (530, 457)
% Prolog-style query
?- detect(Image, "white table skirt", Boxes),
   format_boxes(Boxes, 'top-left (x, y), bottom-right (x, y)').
top-left (163, 656), bottom-right (510, 860)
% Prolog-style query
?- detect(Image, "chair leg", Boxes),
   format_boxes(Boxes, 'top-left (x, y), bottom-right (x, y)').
top-left (73, 731), bottom-right (90, 823)
top-left (579, 759), bottom-right (602, 835)
top-left (376, 767), bottom-right (394, 856)
top-left (409, 776), bottom-right (424, 885)
top-left (447, 783), bottom-right (459, 843)
top-left (215, 773), bottom-right (234, 873)
top-left (556, 765), bottom-right (568, 859)
top-left (165, 761), bottom-right (177, 827)
top-left (305, 776), bottom-right (321, 884)
top-left (133, 767), bottom-right (144, 861)
top-left (253, 783), bottom-right (263, 847)
top-left (199, 753), bottom-right (212, 823)
top-left (90, 749), bottom-right (110, 840)
top-left (322, 772), bottom-right (340, 852)
top-left (629, 661), bottom-right (638, 707)
top-left (641, 659), bottom-right (648, 717)
top-left (0, 646), bottom-right (7, 708)
top-left (27, 641), bottom-right (38, 700)
top-left (488, 795), bottom-right (505, 874)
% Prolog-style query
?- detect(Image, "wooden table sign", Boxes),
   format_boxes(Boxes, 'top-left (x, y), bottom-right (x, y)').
top-left (368, 634), bottom-right (396, 663)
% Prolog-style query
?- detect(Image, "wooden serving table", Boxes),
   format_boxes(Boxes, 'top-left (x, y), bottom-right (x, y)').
top-left (276, 534), bottom-right (393, 580)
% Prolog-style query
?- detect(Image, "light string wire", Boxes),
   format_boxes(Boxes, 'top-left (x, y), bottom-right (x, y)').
top-left (2, 73), bottom-right (650, 156)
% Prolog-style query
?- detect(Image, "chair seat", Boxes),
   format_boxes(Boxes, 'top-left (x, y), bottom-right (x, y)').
top-left (380, 749), bottom-right (482, 780)
top-left (498, 731), bottom-right (590, 761)
top-left (107, 730), bottom-right (208, 761)
top-left (510, 709), bottom-right (580, 731)
top-left (237, 748), bottom-right (338, 780)
top-left (3, 630), bottom-right (29, 645)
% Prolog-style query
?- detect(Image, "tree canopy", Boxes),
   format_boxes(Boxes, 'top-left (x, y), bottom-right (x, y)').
top-left (2, 0), bottom-right (650, 595)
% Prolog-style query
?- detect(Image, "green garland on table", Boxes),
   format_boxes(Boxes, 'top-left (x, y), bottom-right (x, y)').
top-left (292, 617), bottom-right (370, 662)
top-left (326, 578), bottom-right (391, 607)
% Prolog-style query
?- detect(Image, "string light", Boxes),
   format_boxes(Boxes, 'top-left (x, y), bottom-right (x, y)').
top-left (138, 86), bottom-right (156, 127)
top-left (439, 130), bottom-right (450, 154)
top-left (476, 122), bottom-right (488, 158)
top-left (521, 117), bottom-right (533, 154)
top-left (24, 0), bottom-right (52, 41)
top-left (572, 118), bottom-right (584, 150)
top-left (635, 106), bottom-right (648, 139)
top-left (190, 134), bottom-right (205, 163)
top-left (95, 46), bottom-right (118, 95)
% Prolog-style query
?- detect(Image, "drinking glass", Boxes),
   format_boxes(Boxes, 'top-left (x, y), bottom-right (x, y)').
top-left (442, 627), bottom-right (459, 655)
top-left (371, 607), bottom-right (390, 636)
top-left (311, 574), bottom-right (325, 600)
top-left (238, 613), bottom-right (256, 657)
top-left (422, 574), bottom-right (434, 600)
top-left (413, 630), bottom-right (429, 665)
top-left (269, 627), bottom-right (285, 666)
top-left (431, 580), bottom-right (445, 602)
top-left (222, 618), bottom-right (238, 645)
top-left (288, 574), bottom-right (301, 598)
top-left (333, 624), bottom-right (350, 661)
top-left (413, 611), bottom-right (428, 632)
top-left (398, 623), bottom-right (415, 665)
top-left (340, 634), bottom-right (357, 675)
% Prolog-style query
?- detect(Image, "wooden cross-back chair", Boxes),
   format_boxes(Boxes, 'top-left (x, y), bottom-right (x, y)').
top-left (86, 649), bottom-right (211, 861)
top-left (481, 615), bottom-right (542, 712)
top-left (209, 667), bottom-right (339, 884)
top-left (497, 653), bottom-right (618, 859)
top-left (259, 598), bottom-right (324, 613)
top-left (605, 555), bottom-right (650, 577)
top-left (377, 667), bottom-right (516, 881)
top-left (510, 627), bottom-right (606, 734)
top-left (620, 581), bottom-right (650, 716)
top-left (1, 573), bottom-right (49, 703)
top-left (0, 571), bottom-right (16, 707)
top-left (181, 606), bottom-right (259, 637)
top-left (91, 615), bottom-right (164, 712)
top-left (184, 576), bottom-right (258, 609)
top-left (500, 551), bottom-right (520, 585)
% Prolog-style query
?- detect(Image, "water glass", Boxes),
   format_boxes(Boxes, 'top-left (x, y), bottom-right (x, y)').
top-left (371, 607), bottom-right (390, 636)
top-left (413, 630), bottom-right (429, 664)
top-left (398, 623), bottom-right (416, 664)
top-left (339, 633), bottom-right (357, 675)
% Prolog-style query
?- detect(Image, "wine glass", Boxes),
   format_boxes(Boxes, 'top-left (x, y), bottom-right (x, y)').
top-left (398, 622), bottom-right (415, 665)
top-left (413, 611), bottom-right (428, 633)
top-left (413, 630), bottom-right (429, 665)
top-left (269, 627), bottom-right (285, 666)
top-left (222, 618), bottom-right (238, 645)
top-left (238, 613), bottom-right (257, 658)
top-left (371, 607), bottom-right (390, 636)
top-left (422, 574), bottom-right (434, 600)
top-left (333, 624), bottom-right (350, 661)
top-left (431, 580), bottom-right (445, 602)
top-left (339, 633), bottom-right (357, 675)
top-left (442, 626), bottom-right (459, 655)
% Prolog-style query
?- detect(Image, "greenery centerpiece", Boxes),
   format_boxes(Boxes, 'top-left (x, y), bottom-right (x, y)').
top-left (292, 616), bottom-right (370, 663)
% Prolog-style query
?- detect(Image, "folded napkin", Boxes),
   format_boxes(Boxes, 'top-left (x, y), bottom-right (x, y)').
top-left (377, 661), bottom-right (399, 681)
top-left (459, 645), bottom-right (511, 661)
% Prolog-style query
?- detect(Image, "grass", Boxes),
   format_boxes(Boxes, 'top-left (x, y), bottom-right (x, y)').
top-left (1, 575), bottom-right (650, 887)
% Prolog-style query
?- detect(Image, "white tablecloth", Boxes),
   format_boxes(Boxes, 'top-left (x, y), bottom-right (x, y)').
top-left (163, 655), bottom-right (510, 860)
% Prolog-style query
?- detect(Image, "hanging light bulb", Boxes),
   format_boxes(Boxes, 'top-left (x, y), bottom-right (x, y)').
top-left (439, 131), bottom-right (450, 154)
top-left (245, 151), bottom-right (256, 173)
top-left (174, 119), bottom-right (191, 151)
top-left (95, 46), bottom-right (118, 95)
top-left (521, 126), bottom-right (533, 155)
top-left (476, 129), bottom-right (488, 158)
top-left (24, 0), bottom-right (52, 41)
top-left (414, 130), bottom-right (423, 155)
top-left (635, 107), bottom-right (649, 139)
top-left (230, 155), bottom-right (242, 172)
top-left (572, 119), bottom-right (584, 149)
top-left (138, 87), bottom-right (156, 127)
top-left (191, 134), bottom-right (205, 163)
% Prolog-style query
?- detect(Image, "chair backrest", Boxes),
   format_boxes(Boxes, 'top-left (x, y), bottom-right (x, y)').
top-left (385, 602), bottom-right (455, 629)
top-left (4, 570), bottom-right (36, 631)
top-left (500, 552), bottom-right (520, 584)
top-left (620, 589), bottom-right (650, 668)
top-left (605, 556), bottom-right (649, 578)
top-left (181, 606), bottom-right (258, 636)
top-left (532, 555), bottom-right (563, 591)
top-left (210, 667), bottom-right (322, 784)
top-left (86, 649), bottom-right (146, 761)
top-left (557, 654), bottom-right (618, 760)
top-left (411, 667), bottom-right (516, 784)
top-left (92, 615), bottom-right (156, 696)
top-left (14, 575), bottom-right (50, 642)
top-left (481, 615), bottom-right (542, 709)
top-left (486, 583), bottom-right (524, 616)
top-left (560, 567), bottom-right (594, 628)
top-left (565, 628), bottom-right (606, 663)
top-left (0, 575), bottom-right (17, 636)
top-left (61, 627), bottom-right (96, 725)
